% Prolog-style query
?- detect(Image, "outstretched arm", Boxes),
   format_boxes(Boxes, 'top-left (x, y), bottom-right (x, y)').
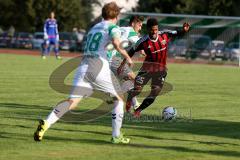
top-left (160, 22), bottom-right (190, 38)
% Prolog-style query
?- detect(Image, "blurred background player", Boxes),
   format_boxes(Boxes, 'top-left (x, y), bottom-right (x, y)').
top-left (107, 15), bottom-right (144, 112)
top-left (42, 11), bottom-right (61, 60)
top-left (120, 18), bottom-right (190, 117)
top-left (34, 2), bottom-right (133, 144)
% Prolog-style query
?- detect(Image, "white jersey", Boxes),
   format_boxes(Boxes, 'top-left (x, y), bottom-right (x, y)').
top-left (70, 20), bottom-right (123, 98)
top-left (107, 26), bottom-right (140, 62)
top-left (84, 20), bottom-right (121, 61)
top-left (120, 26), bottom-right (139, 44)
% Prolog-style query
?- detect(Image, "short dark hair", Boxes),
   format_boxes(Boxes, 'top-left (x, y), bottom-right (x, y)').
top-left (147, 18), bottom-right (158, 29)
top-left (102, 2), bottom-right (121, 20)
top-left (129, 16), bottom-right (144, 25)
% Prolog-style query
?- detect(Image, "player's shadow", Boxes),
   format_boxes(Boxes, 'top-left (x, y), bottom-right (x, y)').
top-left (0, 103), bottom-right (53, 120)
top-left (129, 134), bottom-right (240, 147)
top-left (41, 135), bottom-right (240, 158)
top-left (0, 102), bottom-right (95, 121)
top-left (0, 131), bottom-right (32, 140)
top-left (1, 117), bottom-right (240, 159)
top-left (0, 103), bottom-right (50, 111)
top-left (89, 114), bottom-right (240, 141)
top-left (1, 102), bottom-right (240, 146)
top-left (51, 127), bottom-right (109, 136)
top-left (1, 129), bottom-right (240, 159)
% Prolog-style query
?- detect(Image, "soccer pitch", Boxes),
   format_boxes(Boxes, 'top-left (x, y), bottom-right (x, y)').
top-left (0, 53), bottom-right (240, 160)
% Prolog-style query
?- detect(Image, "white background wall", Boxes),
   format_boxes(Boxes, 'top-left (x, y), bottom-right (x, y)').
top-left (92, 0), bottom-right (139, 19)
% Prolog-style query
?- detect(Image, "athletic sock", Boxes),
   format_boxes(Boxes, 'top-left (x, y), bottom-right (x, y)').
top-left (136, 97), bottom-right (155, 112)
top-left (54, 47), bottom-right (59, 56)
top-left (46, 100), bottom-right (71, 127)
top-left (112, 100), bottom-right (124, 138)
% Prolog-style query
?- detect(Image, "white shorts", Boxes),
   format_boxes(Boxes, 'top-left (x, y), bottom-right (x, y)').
top-left (69, 56), bottom-right (123, 98)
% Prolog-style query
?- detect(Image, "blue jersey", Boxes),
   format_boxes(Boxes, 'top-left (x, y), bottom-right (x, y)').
top-left (44, 18), bottom-right (59, 38)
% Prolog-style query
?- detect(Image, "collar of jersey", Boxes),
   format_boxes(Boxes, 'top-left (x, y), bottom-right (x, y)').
top-left (148, 35), bottom-right (159, 42)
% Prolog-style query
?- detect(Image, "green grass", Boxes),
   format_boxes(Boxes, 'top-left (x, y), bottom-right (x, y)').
top-left (0, 54), bottom-right (240, 160)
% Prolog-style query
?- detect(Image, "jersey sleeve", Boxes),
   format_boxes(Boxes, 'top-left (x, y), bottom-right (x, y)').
top-left (43, 20), bottom-right (48, 39)
top-left (108, 24), bottom-right (121, 39)
top-left (159, 29), bottom-right (186, 40)
top-left (43, 20), bottom-right (48, 35)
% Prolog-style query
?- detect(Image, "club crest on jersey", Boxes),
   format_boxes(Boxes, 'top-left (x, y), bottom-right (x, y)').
top-left (161, 40), bottom-right (166, 45)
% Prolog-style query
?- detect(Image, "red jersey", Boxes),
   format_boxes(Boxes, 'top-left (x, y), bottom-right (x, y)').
top-left (129, 30), bottom-right (186, 72)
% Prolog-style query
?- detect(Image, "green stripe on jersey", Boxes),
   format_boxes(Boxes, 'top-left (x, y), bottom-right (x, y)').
top-left (108, 24), bottom-right (120, 38)
top-left (128, 28), bottom-right (138, 38)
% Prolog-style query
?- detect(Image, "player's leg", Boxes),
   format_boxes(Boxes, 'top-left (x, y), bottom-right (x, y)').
top-left (126, 70), bottom-right (150, 112)
top-left (34, 63), bottom-right (93, 141)
top-left (134, 71), bottom-right (167, 117)
top-left (45, 97), bottom-right (81, 126)
top-left (42, 40), bottom-right (49, 58)
top-left (110, 94), bottom-right (129, 144)
top-left (53, 38), bottom-right (61, 59)
top-left (43, 77), bottom-right (94, 128)
top-left (33, 97), bottom-right (83, 141)
top-left (111, 59), bottom-right (140, 112)
top-left (93, 57), bottom-right (129, 144)
top-left (34, 85), bottom-right (92, 141)
top-left (113, 61), bottom-right (140, 110)
top-left (126, 71), bottom-right (140, 109)
top-left (134, 85), bottom-right (162, 117)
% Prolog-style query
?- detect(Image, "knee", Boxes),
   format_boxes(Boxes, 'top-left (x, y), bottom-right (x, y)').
top-left (67, 98), bottom-right (81, 110)
top-left (151, 85), bottom-right (162, 92)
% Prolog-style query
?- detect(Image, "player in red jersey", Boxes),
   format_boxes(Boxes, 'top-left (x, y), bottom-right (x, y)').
top-left (119, 18), bottom-right (190, 117)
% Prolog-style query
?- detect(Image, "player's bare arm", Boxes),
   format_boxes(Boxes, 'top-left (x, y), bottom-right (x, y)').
top-left (112, 37), bottom-right (133, 67)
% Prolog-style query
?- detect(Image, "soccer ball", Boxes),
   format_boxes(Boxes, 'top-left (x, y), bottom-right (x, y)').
top-left (162, 106), bottom-right (177, 121)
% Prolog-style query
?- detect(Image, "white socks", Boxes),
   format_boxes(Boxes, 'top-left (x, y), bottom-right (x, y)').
top-left (46, 99), bottom-right (125, 138)
top-left (46, 100), bottom-right (71, 127)
top-left (112, 100), bottom-right (124, 138)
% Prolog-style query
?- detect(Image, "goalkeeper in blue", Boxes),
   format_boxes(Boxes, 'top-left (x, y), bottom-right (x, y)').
top-left (42, 12), bottom-right (61, 60)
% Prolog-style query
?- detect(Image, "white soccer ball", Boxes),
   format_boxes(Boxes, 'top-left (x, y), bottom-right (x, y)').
top-left (162, 106), bottom-right (177, 121)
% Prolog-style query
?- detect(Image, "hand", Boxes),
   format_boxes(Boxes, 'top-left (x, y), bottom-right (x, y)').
top-left (126, 57), bottom-right (134, 68)
top-left (44, 33), bottom-right (48, 40)
top-left (183, 22), bottom-right (190, 32)
top-left (56, 35), bottom-right (59, 41)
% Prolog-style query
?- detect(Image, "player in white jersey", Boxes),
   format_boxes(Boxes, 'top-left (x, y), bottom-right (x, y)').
top-left (34, 2), bottom-right (133, 144)
top-left (107, 16), bottom-right (144, 112)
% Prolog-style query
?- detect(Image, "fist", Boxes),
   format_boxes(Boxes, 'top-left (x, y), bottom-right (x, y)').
top-left (183, 22), bottom-right (190, 32)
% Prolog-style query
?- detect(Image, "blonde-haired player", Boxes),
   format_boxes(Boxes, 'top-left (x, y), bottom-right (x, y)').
top-left (34, 2), bottom-right (133, 144)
